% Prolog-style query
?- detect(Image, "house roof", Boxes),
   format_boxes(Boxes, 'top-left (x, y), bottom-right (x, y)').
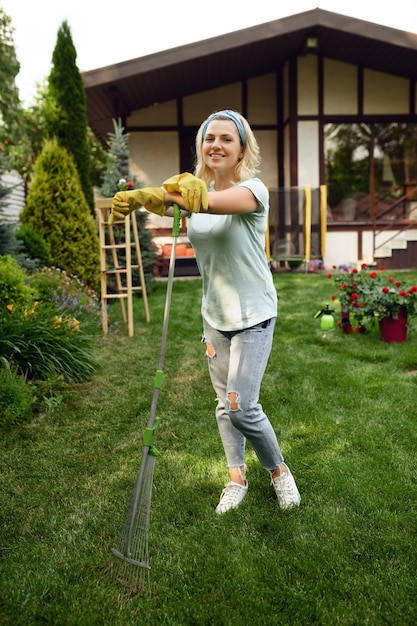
top-left (82, 8), bottom-right (417, 141)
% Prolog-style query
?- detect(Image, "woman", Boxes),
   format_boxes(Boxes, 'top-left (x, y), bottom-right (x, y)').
top-left (166, 110), bottom-right (301, 514)
top-left (112, 110), bottom-right (301, 514)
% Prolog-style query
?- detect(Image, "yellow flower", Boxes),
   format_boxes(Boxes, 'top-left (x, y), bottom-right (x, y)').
top-left (6, 304), bottom-right (13, 312)
top-left (68, 318), bottom-right (80, 332)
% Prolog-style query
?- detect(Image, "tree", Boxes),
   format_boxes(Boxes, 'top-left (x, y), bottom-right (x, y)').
top-left (17, 80), bottom-right (107, 187)
top-left (0, 8), bottom-right (32, 179)
top-left (20, 139), bottom-right (100, 292)
top-left (98, 118), bottom-right (140, 197)
top-left (46, 21), bottom-right (94, 211)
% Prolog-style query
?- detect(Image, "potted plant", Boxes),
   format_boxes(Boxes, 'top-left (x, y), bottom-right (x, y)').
top-left (327, 265), bottom-right (417, 341)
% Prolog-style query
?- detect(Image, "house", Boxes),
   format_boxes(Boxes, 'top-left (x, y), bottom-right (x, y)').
top-left (82, 8), bottom-right (417, 270)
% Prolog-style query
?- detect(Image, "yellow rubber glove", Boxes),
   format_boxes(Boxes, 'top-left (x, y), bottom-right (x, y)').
top-left (162, 173), bottom-right (208, 213)
top-left (110, 188), bottom-right (166, 225)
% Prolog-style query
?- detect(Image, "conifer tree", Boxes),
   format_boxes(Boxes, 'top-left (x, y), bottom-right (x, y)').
top-left (0, 8), bottom-right (32, 179)
top-left (46, 21), bottom-right (94, 211)
top-left (20, 139), bottom-right (100, 292)
top-left (98, 118), bottom-right (138, 197)
top-left (98, 118), bottom-right (155, 290)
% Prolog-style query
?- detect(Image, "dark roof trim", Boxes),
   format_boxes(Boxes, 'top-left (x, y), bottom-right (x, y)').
top-left (83, 9), bottom-right (417, 87)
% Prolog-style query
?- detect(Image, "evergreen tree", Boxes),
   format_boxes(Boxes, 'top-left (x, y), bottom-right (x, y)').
top-left (20, 139), bottom-right (100, 292)
top-left (0, 8), bottom-right (32, 179)
top-left (46, 21), bottom-right (94, 211)
top-left (98, 118), bottom-right (140, 197)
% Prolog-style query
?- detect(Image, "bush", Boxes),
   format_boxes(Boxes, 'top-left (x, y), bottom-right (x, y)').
top-left (20, 139), bottom-right (100, 292)
top-left (0, 303), bottom-right (99, 382)
top-left (0, 255), bottom-right (34, 317)
top-left (0, 367), bottom-right (34, 427)
top-left (15, 223), bottom-right (52, 266)
top-left (29, 266), bottom-right (101, 332)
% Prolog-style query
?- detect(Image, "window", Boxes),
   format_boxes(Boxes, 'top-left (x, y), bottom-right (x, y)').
top-left (325, 123), bottom-right (417, 222)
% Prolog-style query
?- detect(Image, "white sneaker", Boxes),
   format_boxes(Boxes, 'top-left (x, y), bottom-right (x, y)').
top-left (215, 481), bottom-right (248, 514)
top-left (271, 465), bottom-right (300, 509)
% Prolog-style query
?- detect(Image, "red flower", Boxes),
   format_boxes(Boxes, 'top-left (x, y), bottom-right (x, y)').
top-left (350, 293), bottom-right (359, 301)
top-left (369, 271), bottom-right (378, 279)
top-left (388, 276), bottom-right (394, 283)
top-left (399, 290), bottom-right (407, 297)
top-left (382, 287), bottom-right (390, 293)
top-left (395, 281), bottom-right (402, 288)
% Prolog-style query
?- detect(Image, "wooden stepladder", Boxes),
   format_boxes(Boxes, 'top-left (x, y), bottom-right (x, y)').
top-left (96, 199), bottom-right (150, 336)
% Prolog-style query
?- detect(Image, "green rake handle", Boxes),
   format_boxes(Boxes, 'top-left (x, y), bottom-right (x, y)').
top-left (145, 203), bottom-right (181, 433)
top-left (123, 203), bottom-right (181, 553)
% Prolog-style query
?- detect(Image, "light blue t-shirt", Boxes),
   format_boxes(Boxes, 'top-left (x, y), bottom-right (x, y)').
top-left (187, 178), bottom-right (277, 331)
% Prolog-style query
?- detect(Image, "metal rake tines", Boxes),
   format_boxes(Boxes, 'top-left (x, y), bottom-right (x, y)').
top-left (109, 452), bottom-right (156, 595)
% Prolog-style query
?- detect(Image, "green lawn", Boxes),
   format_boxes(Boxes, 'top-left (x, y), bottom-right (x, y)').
top-left (1, 271), bottom-right (417, 625)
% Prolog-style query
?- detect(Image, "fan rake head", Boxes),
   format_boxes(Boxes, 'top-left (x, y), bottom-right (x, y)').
top-left (109, 452), bottom-right (155, 595)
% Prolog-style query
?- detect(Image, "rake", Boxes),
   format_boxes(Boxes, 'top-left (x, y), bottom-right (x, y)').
top-left (109, 204), bottom-right (182, 595)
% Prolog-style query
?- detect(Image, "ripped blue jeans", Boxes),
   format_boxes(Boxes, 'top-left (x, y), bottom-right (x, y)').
top-left (203, 317), bottom-right (284, 471)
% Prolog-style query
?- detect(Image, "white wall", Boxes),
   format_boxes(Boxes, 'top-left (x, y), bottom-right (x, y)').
top-left (323, 229), bottom-right (417, 269)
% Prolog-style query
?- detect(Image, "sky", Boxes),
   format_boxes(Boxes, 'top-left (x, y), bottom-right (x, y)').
top-left (3, 0), bottom-right (417, 107)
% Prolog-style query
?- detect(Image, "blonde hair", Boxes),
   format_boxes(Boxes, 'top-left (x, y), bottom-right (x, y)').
top-left (194, 111), bottom-right (261, 185)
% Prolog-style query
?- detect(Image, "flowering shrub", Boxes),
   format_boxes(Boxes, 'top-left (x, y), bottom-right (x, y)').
top-left (1, 302), bottom-right (98, 381)
top-left (327, 264), bottom-right (375, 313)
top-left (1, 266), bottom-right (101, 384)
top-left (327, 264), bottom-right (417, 326)
top-left (29, 267), bottom-right (101, 333)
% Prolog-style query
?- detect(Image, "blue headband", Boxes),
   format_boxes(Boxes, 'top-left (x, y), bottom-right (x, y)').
top-left (201, 110), bottom-right (247, 147)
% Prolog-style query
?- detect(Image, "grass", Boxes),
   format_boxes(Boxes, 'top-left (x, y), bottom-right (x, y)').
top-left (1, 271), bottom-right (417, 625)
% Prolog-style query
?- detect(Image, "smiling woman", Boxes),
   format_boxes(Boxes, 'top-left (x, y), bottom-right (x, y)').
top-left (161, 109), bottom-right (302, 514)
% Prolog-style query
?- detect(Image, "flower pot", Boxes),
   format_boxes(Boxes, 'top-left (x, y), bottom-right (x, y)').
top-left (379, 306), bottom-right (407, 343)
top-left (339, 311), bottom-right (352, 333)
